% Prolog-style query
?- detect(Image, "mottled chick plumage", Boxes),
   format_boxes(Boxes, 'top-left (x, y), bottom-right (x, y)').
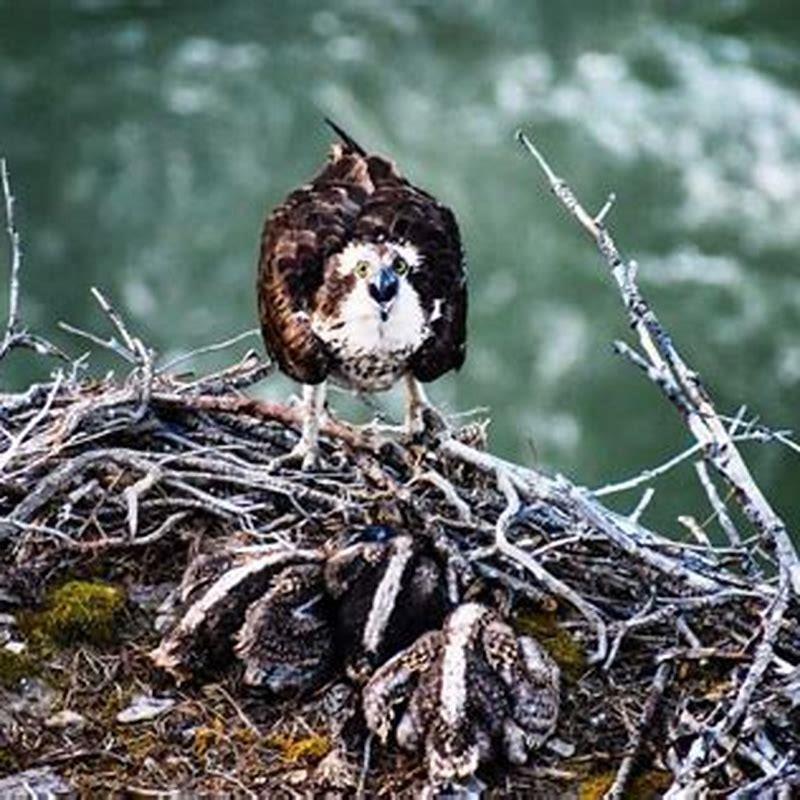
top-left (151, 528), bottom-right (451, 694)
top-left (235, 563), bottom-right (335, 693)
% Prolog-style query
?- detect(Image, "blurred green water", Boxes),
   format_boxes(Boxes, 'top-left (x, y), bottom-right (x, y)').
top-left (1, 0), bottom-right (798, 536)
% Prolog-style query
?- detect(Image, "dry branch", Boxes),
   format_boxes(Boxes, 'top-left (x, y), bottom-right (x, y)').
top-left (0, 159), bottom-right (68, 363)
top-left (516, 130), bottom-right (800, 596)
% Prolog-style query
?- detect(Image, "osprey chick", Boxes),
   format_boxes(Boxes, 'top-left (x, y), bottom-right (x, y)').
top-left (257, 120), bottom-right (467, 467)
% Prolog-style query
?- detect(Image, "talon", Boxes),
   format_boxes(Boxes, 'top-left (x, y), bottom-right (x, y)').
top-left (406, 403), bottom-right (449, 441)
top-left (267, 439), bottom-right (320, 472)
top-left (404, 375), bottom-right (449, 442)
top-left (267, 382), bottom-right (325, 471)
top-left (301, 449), bottom-right (318, 471)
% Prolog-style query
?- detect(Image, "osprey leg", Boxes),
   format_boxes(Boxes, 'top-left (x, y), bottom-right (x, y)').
top-left (404, 375), bottom-right (447, 437)
top-left (404, 375), bottom-right (428, 436)
top-left (297, 382), bottom-right (326, 469)
top-left (268, 382), bottom-right (326, 471)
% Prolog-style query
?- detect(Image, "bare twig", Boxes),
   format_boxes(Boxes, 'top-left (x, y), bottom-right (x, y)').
top-left (628, 487), bottom-right (655, 522)
top-left (89, 286), bottom-right (139, 355)
top-left (0, 370), bottom-right (63, 472)
top-left (58, 321), bottom-right (138, 364)
top-left (728, 758), bottom-right (800, 799)
top-left (603, 663), bottom-right (671, 800)
top-left (1, 157), bottom-right (21, 352)
top-left (409, 469), bottom-right (473, 522)
top-left (157, 328), bottom-right (260, 374)
top-left (0, 158), bottom-right (68, 363)
top-left (694, 460), bottom-right (743, 549)
top-left (491, 468), bottom-right (608, 664)
top-left (355, 732), bottom-right (373, 800)
top-left (123, 465), bottom-right (162, 537)
top-left (60, 287), bottom-right (155, 417)
top-left (594, 441), bottom-right (706, 497)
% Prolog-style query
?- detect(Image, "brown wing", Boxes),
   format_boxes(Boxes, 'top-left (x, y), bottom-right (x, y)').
top-left (355, 157), bottom-right (467, 382)
top-left (257, 146), bottom-right (374, 383)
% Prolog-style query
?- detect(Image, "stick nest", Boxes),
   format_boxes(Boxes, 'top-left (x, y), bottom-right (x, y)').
top-left (1, 357), bottom-right (798, 797)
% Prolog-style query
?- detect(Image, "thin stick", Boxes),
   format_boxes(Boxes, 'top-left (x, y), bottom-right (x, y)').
top-left (58, 320), bottom-right (138, 363)
top-left (0, 158), bottom-right (68, 363)
top-left (594, 441), bottom-right (705, 497)
top-left (123, 465), bottom-right (162, 537)
top-left (629, 487), bottom-right (655, 522)
top-left (693, 460), bottom-right (744, 549)
top-left (0, 371), bottom-right (63, 471)
top-left (0, 158), bottom-right (21, 352)
top-left (355, 732), bottom-right (373, 800)
top-left (603, 663), bottom-right (671, 800)
top-left (493, 468), bottom-right (608, 664)
top-left (410, 469), bottom-right (473, 522)
top-left (157, 328), bottom-right (260, 374)
top-left (90, 286), bottom-right (139, 355)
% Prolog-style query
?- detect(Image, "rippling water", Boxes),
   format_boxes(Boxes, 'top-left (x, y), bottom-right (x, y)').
top-left (1, 0), bottom-right (798, 534)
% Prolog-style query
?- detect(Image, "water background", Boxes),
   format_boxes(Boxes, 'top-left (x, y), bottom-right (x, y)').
top-left (1, 0), bottom-right (798, 537)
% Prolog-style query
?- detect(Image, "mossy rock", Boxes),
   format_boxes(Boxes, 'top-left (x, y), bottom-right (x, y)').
top-left (0, 648), bottom-right (36, 688)
top-left (514, 608), bottom-right (587, 683)
top-left (20, 580), bottom-right (126, 648)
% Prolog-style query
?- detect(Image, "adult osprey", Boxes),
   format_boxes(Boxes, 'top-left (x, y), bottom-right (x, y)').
top-left (257, 120), bottom-right (467, 467)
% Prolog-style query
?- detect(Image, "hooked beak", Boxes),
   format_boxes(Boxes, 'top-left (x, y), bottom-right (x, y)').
top-left (368, 267), bottom-right (399, 320)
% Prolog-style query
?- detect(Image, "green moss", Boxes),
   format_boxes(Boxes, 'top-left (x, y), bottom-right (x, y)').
top-left (0, 746), bottom-right (19, 773)
top-left (514, 608), bottom-right (587, 683)
top-left (0, 648), bottom-right (36, 687)
top-left (266, 732), bottom-right (331, 763)
top-left (578, 771), bottom-right (614, 800)
top-left (578, 769), bottom-right (672, 800)
top-left (633, 771), bottom-right (672, 797)
top-left (194, 718), bottom-right (226, 759)
top-left (21, 580), bottom-right (126, 647)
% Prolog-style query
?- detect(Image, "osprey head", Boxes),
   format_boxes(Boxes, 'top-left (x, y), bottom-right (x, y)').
top-left (310, 239), bottom-right (429, 390)
top-left (335, 240), bottom-right (421, 322)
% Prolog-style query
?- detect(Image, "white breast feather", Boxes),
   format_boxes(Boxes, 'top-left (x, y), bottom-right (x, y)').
top-left (312, 280), bottom-right (429, 391)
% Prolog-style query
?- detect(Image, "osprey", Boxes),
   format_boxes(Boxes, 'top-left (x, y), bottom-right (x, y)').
top-left (257, 120), bottom-right (467, 466)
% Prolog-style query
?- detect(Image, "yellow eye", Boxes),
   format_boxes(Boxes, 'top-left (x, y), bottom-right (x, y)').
top-left (355, 260), bottom-right (371, 278)
top-left (394, 257), bottom-right (408, 275)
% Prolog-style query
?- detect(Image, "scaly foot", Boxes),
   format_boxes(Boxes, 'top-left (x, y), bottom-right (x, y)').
top-left (267, 438), bottom-right (320, 472)
top-left (266, 382), bottom-right (327, 471)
